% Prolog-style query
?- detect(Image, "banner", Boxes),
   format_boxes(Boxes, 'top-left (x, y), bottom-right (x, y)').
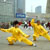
top-left (16, 13), bottom-right (26, 18)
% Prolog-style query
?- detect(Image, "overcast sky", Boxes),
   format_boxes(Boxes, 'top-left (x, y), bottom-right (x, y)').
top-left (25, 0), bottom-right (47, 13)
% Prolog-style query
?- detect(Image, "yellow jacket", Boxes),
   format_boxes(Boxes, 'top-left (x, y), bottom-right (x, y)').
top-left (31, 19), bottom-right (48, 37)
top-left (0, 27), bottom-right (29, 42)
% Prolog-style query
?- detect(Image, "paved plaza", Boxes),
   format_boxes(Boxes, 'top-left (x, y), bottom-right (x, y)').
top-left (0, 27), bottom-right (50, 50)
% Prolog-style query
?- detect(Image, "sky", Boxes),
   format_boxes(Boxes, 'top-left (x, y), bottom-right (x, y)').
top-left (25, 0), bottom-right (47, 13)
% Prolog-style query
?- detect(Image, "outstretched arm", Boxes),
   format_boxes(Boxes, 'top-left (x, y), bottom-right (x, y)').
top-left (30, 19), bottom-right (35, 27)
top-left (40, 26), bottom-right (48, 33)
top-left (0, 27), bottom-right (12, 33)
top-left (18, 28), bottom-right (30, 38)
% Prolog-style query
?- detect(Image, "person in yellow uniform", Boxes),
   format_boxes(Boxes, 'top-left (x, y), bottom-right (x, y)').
top-left (31, 18), bottom-right (50, 41)
top-left (0, 20), bottom-right (36, 47)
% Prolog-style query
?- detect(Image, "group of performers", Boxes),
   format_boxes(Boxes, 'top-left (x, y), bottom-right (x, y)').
top-left (0, 18), bottom-right (50, 47)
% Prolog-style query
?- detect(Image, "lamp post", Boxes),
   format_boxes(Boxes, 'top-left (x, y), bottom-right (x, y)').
top-left (31, 5), bottom-right (33, 12)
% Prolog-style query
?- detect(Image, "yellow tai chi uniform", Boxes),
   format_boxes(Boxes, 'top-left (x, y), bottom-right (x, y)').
top-left (0, 27), bottom-right (34, 45)
top-left (31, 19), bottom-right (50, 41)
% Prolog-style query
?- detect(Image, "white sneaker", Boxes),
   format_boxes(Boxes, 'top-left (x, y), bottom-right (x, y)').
top-left (33, 44), bottom-right (37, 47)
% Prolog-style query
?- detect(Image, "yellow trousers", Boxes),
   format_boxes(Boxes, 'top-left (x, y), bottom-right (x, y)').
top-left (43, 34), bottom-right (50, 40)
top-left (33, 34), bottom-right (50, 41)
top-left (7, 36), bottom-right (33, 45)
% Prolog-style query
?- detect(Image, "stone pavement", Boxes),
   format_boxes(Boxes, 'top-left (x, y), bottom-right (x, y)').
top-left (0, 27), bottom-right (50, 50)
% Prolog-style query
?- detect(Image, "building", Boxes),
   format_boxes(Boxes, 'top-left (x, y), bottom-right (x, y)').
top-left (26, 12), bottom-right (50, 21)
top-left (17, 0), bottom-right (25, 13)
top-left (46, 0), bottom-right (50, 13)
top-left (35, 6), bottom-right (42, 13)
top-left (0, 0), bottom-right (25, 22)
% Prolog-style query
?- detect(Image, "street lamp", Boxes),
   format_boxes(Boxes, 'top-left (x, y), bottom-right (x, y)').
top-left (31, 5), bottom-right (33, 12)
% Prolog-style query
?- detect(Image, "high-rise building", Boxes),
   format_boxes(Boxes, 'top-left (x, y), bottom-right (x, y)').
top-left (0, 0), bottom-right (25, 17)
top-left (46, 0), bottom-right (50, 13)
top-left (17, 0), bottom-right (25, 13)
top-left (35, 6), bottom-right (42, 13)
top-left (0, 0), bottom-right (25, 22)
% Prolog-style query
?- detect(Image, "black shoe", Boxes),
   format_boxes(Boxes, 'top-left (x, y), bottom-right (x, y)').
top-left (8, 44), bottom-right (14, 45)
